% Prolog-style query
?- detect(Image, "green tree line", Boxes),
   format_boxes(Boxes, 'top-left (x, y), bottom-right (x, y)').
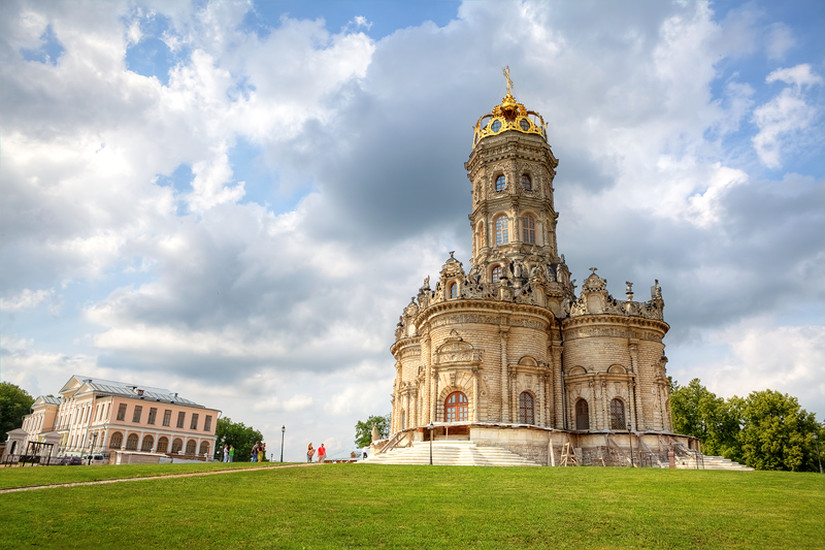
top-left (671, 378), bottom-right (824, 472)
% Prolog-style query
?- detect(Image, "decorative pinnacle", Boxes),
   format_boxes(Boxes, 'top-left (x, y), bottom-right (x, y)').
top-left (503, 66), bottom-right (513, 96)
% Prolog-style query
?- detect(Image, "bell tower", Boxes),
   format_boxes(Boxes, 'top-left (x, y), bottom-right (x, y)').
top-left (465, 67), bottom-right (566, 287)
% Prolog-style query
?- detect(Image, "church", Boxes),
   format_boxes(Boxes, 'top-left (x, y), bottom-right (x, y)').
top-left (370, 71), bottom-right (700, 467)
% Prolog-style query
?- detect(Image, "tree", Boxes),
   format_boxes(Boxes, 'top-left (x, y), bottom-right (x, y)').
top-left (670, 378), bottom-right (741, 460)
top-left (0, 382), bottom-right (35, 436)
top-left (354, 414), bottom-right (390, 448)
top-left (736, 389), bottom-right (821, 472)
top-left (213, 417), bottom-right (264, 462)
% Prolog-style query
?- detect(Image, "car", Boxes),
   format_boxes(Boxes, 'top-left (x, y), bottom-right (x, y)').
top-left (61, 456), bottom-right (83, 465)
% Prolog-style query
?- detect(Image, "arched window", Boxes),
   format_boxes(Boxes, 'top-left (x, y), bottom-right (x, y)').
top-left (185, 440), bottom-right (197, 455)
top-left (610, 398), bottom-right (626, 430)
top-left (495, 174), bottom-right (506, 192)
top-left (141, 435), bottom-right (154, 452)
top-left (157, 437), bottom-right (169, 453)
top-left (449, 282), bottom-right (458, 299)
top-left (199, 441), bottom-right (210, 456)
top-left (171, 438), bottom-right (183, 453)
top-left (522, 215), bottom-right (535, 244)
top-left (521, 173), bottom-right (532, 191)
top-left (125, 433), bottom-right (139, 451)
top-left (575, 399), bottom-right (589, 430)
top-left (491, 266), bottom-right (502, 283)
top-left (444, 391), bottom-right (468, 422)
top-left (518, 392), bottom-right (534, 424)
top-left (495, 215), bottom-right (509, 245)
top-left (109, 432), bottom-right (123, 449)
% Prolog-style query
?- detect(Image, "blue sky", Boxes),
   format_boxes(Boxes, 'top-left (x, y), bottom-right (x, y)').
top-left (1, 0), bottom-right (823, 460)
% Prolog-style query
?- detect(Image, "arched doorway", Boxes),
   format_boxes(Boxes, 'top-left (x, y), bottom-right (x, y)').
top-left (575, 399), bottom-right (589, 430)
top-left (444, 391), bottom-right (468, 422)
top-left (141, 435), bottom-right (154, 452)
top-left (185, 440), bottom-right (196, 455)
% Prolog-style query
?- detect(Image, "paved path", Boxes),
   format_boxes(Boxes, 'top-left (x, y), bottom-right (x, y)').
top-left (0, 462), bottom-right (318, 494)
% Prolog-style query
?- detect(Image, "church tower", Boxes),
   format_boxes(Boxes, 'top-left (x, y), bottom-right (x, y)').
top-left (379, 70), bottom-right (690, 467)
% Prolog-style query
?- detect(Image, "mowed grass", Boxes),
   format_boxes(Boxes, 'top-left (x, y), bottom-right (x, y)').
top-left (0, 460), bottom-right (275, 489)
top-left (1, 464), bottom-right (823, 549)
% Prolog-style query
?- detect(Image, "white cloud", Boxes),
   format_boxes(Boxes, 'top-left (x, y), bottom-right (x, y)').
top-left (753, 64), bottom-right (822, 168)
top-left (0, 288), bottom-right (53, 311)
top-left (677, 318), bottom-right (825, 416)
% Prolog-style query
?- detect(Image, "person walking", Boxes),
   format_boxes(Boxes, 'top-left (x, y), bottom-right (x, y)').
top-left (317, 443), bottom-right (326, 464)
top-left (306, 442), bottom-right (315, 462)
top-left (259, 443), bottom-right (265, 463)
top-left (251, 442), bottom-right (260, 462)
top-left (222, 445), bottom-right (229, 463)
top-left (229, 445), bottom-right (234, 462)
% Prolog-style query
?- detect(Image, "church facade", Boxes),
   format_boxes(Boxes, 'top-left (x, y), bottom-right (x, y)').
top-left (379, 75), bottom-right (697, 466)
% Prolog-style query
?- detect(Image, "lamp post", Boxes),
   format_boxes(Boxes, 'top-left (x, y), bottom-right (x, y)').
top-left (814, 432), bottom-right (822, 474)
top-left (428, 422), bottom-right (434, 465)
top-left (280, 425), bottom-right (285, 463)
top-left (87, 432), bottom-right (98, 465)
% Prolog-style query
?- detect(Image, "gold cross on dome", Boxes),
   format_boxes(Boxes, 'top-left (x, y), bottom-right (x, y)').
top-left (503, 66), bottom-right (513, 95)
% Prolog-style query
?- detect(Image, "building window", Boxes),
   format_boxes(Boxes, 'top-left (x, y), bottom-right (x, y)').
top-left (204, 415), bottom-right (212, 432)
top-left (491, 266), bottom-right (502, 283)
top-left (185, 440), bottom-right (197, 455)
top-left (495, 174), bottom-right (506, 192)
top-left (163, 409), bottom-right (172, 427)
top-left (518, 392), bottom-right (535, 425)
top-left (148, 407), bottom-right (157, 425)
top-left (125, 434), bottom-right (139, 451)
top-left (449, 282), bottom-right (458, 299)
top-left (199, 441), bottom-right (210, 456)
top-left (116, 404), bottom-right (127, 421)
top-left (610, 398), bottom-right (626, 430)
top-left (575, 399), bottom-right (589, 430)
top-left (141, 435), bottom-right (154, 452)
top-left (190, 413), bottom-right (199, 430)
top-left (109, 432), bottom-right (123, 449)
top-left (171, 438), bottom-right (183, 453)
top-left (157, 437), bottom-right (169, 453)
top-left (177, 411), bottom-right (185, 429)
top-left (444, 391), bottom-right (468, 422)
top-left (522, 215), bottom-right (535, 244)
top-left (495, 215), bottom-right (509, 245)
top-left (521, 173), bottom-right (532, 191)
top-left (132, 406), bottom-right (143, 423)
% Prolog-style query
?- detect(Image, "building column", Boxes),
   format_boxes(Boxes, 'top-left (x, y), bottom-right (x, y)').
top-left (628, 343), bottom-right (642, 431)
top-left (404, 391), bottom-right (411, 429)
top-left (551, 345), bottom-right (563, 429)
top-left (472, 367), bottom-right (480, 422)
top-left (500, 327), bottom-right (510, 422)
top-left (431, 371), bottom-right (439, 423)
top-left (538, 373), bottom-right (546, 426)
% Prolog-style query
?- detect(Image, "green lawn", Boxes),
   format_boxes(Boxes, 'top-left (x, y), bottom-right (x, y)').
top-left (0, 460), bottom-right (277, 489)
top-left (1, 464), bottom-right (823, 549)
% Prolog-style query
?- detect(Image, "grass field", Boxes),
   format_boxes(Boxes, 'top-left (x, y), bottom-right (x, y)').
top-left (1, 463), bottom-right (823, 549)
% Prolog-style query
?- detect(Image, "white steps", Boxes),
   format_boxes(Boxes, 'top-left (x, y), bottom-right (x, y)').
top-left (676, 454), bottom-right (754, 471)
top-left (366, 440), bottom-right (541, 467)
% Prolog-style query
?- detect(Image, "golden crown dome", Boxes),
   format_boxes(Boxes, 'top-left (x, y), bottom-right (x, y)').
top-left (472, 66), bottom-right (547, 148)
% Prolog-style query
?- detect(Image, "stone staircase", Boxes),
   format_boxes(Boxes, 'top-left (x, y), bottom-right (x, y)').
top-left (677, 454), bottom-right (754, 471)
top-left (365, 440), bottom-right (541, 467)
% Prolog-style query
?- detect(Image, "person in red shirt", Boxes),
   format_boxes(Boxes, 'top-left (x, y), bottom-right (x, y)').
top-left (317, 443), bottom-right (326, 463)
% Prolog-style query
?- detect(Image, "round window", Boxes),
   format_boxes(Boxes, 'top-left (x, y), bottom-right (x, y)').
top-left (519, 118), bottom-right (530, 131)
top-left (491, 119), bottom-right (502, 133)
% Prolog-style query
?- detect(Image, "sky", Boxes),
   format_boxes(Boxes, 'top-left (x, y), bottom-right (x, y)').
top-left (1, 0), bottom-right (823, 461)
